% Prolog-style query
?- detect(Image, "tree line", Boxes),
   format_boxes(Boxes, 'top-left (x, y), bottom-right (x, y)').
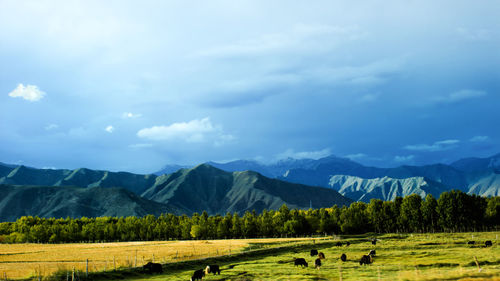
top-left (0, 190), bottom-right (498, 243)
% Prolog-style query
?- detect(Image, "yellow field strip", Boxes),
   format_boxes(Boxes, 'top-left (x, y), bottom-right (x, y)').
top-left (0, 237), bottom-right (322, 279)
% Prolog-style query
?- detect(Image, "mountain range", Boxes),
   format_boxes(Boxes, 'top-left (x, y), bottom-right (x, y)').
top-left (0, 163), bottom-right (350, 221)
top-left (156, 153), bottom-right (500, 202)
top-left (1, 153), bottom-right (499, 221)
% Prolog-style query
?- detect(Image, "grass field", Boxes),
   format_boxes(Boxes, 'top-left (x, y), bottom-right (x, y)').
top-left (98, 232), bottom-right (499, 281)
top-left (0, 233), bottom-right (499, 280)
top-left (0, 237), bottom-right (321, 280)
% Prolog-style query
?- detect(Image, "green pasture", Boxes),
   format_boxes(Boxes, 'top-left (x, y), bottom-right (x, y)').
top-left (91, 232), bottom-right (499, 281)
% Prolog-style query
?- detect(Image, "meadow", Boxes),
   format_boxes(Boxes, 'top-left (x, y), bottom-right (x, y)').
top-left (0, 237), bottom-right (320, 280)
top-left (103, 232), bottom-right (500, 281)
top-left (0, 233), bottom-right (499, 280)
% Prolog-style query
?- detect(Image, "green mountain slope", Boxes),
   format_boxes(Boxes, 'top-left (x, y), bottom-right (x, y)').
top-left (0, 165), bottom-right (156, 194)
top-left (0, 184), bottom-right (175, 222)
top-left (142, 164), bottom-right (352, 214)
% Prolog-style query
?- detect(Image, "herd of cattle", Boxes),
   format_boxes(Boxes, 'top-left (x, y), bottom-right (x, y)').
top-left (140, 238), bottom-right (494, 280)
top-left (468, 240), bottom-right (493, 247)
top-left (294, 239), bottom-right (377, 271)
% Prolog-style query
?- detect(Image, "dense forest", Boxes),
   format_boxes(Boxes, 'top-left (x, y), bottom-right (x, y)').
top-left (0, 190), bottom-right (498, 243)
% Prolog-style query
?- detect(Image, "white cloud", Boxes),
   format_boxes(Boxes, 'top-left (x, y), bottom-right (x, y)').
top-left (432, 89), bottom-right (486, 104)
top-left (456, 27), bottom-right (492, 41)
top-left (193, 24), bottom-right (362, 59)
top-left (275, 148), bottom-right (331, 160)
top-left (345, 153), bottom-right (367, 160)
top-left (137, 117), bottom-right (234, 145)
top-left (44, 124), bottom-right (59, 130)
top-left (394, 155), bottom-right (415, 162)
top-left (105, 125), bottom-right (114, 133)
top-left (122, 112), bottom-right (142, 119)
top-left (358, 93), bottom-right (380, 103)
top-left (8, 84), bottom-right (46, 101)
top-left (404, 139), bottom-right (460, 152)
top-left (42, 166), bottom-right (57, 170)
top-left (128, 143), bottom-right (153, 149)
top-left (469, 135), bottom-right (490, 142)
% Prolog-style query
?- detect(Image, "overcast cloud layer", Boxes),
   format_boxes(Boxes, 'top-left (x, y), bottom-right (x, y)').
top-left (1, 1), bottom-right (499, 173)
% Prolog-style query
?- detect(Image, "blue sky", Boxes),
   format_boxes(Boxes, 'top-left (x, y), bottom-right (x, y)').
top-left (1, 0), bottom-right (499, 173)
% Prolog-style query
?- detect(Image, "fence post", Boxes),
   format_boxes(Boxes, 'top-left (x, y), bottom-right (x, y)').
top-left (152, 254), bottom-right (155, 263)
top-left (473, 256), bottom-right (481, 272)
top-left (339, 264), bottom-right (342, 281)
top-left (135, 250), bottom-right (138, 267)
top-left (72, 267), bottom-right (75, 281)
top-left (86, 259), bottom-right (89, 278)
top-left (67, 271), bottom-right (69, 281)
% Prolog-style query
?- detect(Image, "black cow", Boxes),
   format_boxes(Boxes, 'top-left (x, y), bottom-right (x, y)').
top-left (310, 249), bottom-right (318, 256)
top-left (369, 250), bottom-right (376, 257)
top-left (359, 255), bottom-right (372, 265)
top-left (315, 258), bottom-right (322, 270)
top-left (485, 240), bottom-right (493, 247)
top-left (143, 262), bottom-right (163, 274)
top-left (467, 241), bottom-right (475, 245)
top-left (318, 252), bottom-right (325, 259)
top-left (191, 269), bottom-right (205, 281)
top-left (371, 239), bottom-right (377, 245)
top-left (335, 242), bottom-right (342, 247)
top-left (346, 241), bottom-right (350, 247)
top-left (340, 253), bottom-right (347, 262)
top-left (294, 258), bottom-right (308, 267)
top-left (204, 265), bottom-right (220, 275)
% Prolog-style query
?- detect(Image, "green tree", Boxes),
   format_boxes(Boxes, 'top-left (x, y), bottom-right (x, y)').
top-left (340, 202), bottom-right (371, 234)
top-left (421, 194), bottom-right (438, 232)
top-left (400, 194), bottom-right (422, 232)
top-left (367, 199), bottom-right (385, 233)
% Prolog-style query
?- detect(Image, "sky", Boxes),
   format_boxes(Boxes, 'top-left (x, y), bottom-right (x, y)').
top-left (1, 0), bottom-right (499, 174)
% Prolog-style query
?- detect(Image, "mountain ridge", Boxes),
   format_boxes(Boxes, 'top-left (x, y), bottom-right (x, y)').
top-left (0, 163), bottom-right (352, 221)
top-left (142, 164), bottom-right (351, 215)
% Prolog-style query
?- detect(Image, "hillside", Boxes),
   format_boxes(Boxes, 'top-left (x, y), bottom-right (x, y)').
top-left (142, 164), bottom-right (352, 214)
top-left (451, 153), bottom-right (500, 172)
top-left (327, 175), bottom-right (447, 202)
top-left (0, 163), bottom-right (352, 220)
top-left (0, 184), bottom-right (175, 221)
top-left (154, 154), bottom-right (500, 201)
top-left (0, 165), bottom-right (156, 194)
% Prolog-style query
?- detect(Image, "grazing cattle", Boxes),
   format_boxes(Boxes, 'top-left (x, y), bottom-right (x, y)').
top-left (346, 241), bottom-right (350, 246)
top-left (294, 258), bottom-right (308, 267)
top-left (315, 258), bottom-right (322, 270)
top-left (467, 241), bottom-right (475, 245)
top-left (335, 242), bottom-right (342, 247)
top-left (310, 249), bottom-right (318, 256)
top-left (204, 265), bottom-right (220, 275)
top-left (359, 255), bottom-right (372, 265)
top-left (369, 250), bottom-right (376, 257)
top-left (318, 252), bottom-right (325, 259)
top-left (371, 239), bottom-right (377, 245)
top-left (143, 262), bottom-right (163, 274)
top-left (340, 253), bottom-right (347, 262)
top-left (485, 240), bottom-right (493, 247)
top-left (191, 269), bottom-right (205, 281)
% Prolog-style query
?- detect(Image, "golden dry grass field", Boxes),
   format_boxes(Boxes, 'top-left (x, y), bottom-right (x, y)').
top-left (0, 237), bottom-right (321, 280)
